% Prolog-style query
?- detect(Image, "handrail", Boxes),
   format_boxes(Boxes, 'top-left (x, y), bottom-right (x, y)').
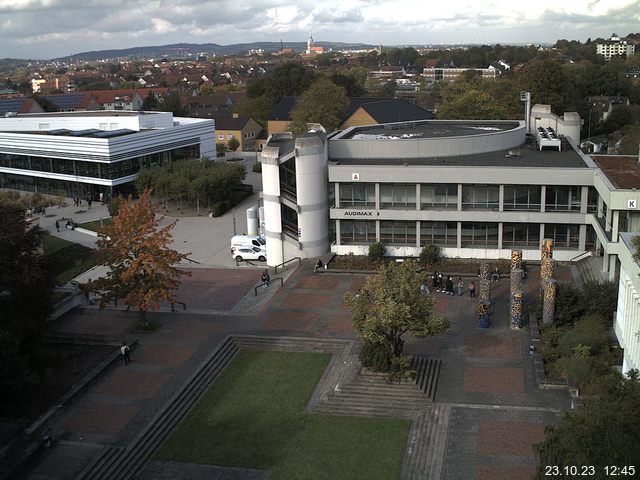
top-left (274, 256), bottom-right (302, 274)
top-left (184, 257), bottom-right (201, 264)
top-left (171, 301), bottom-right (187, 312)
top-left (570, 251), bottom-right (592, 263)
top-left (254, 277), bottom-right (284, 296)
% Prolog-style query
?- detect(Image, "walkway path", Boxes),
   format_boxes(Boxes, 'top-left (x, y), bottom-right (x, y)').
top-left (21, 261), bottom-right (573, 480)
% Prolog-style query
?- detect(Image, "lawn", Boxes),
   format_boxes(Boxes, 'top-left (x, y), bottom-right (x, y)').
top-left (42, 234), bottom-right (98, 284)
top-left (76, 217), bottom-right (112, 232)
top-left (156, 350), bottom-right (411, 480)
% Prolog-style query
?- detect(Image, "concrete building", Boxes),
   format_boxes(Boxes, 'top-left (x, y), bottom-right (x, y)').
top-left (596, 34), bottom-right (636, 61)
top-left (0, 111), bottom-right (215, 200)
top-left (614, 232), bottom-right (640, 375)
top-left (422, 66), bottom-right (499, 82)
top-left (260, 105), bottom-right (640, 284)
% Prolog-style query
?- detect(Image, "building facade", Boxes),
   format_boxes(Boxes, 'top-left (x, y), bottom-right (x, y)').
top-left (596, 34), bottom-right (636, 61)
top-left (0, 111), bottom-right (215, 200)
top-left (614, 232), bottom-right (640, 375)
top-left (260, 107), bottom-right (640, 284)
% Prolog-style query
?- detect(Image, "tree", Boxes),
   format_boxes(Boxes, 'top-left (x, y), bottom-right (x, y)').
top-left (90, 190), bottom-right (190, 326)
top-left (142, 92), bottom-right (159, 111)
top-left (535, 370), bottom-right (640, 477)
top-left (344, 259), bottom-right (450, 368)
top-left (227, 137), bottom-right (240, 152)
top-left (289, 78), bottom-right (349, 134)
top-left (247, 61), bottom-right (315, 101)
top-left (0, 203), bottom-right (53, 406)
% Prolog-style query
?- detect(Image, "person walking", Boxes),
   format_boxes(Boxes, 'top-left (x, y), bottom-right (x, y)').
top-left (457, 277), bottom-right (464, 296)
top-left (492, 266), bottom-right (500, 282)
top-left (261, 269), bottom-right (270, 288)
top-left (438, 272), bottom-right (444, 292)
top-left (121, 342), bottom-right (131, 365)
top-left (445, 276), bottom-right (454, 296)
top-left (431, 271), bottom-right (438, 291)
top-left (55, 220), bottom-right (60, 232)
top-left (469, 281), bottom-right (476, 299)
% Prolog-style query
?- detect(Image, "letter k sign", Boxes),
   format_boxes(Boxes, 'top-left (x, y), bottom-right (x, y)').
top-left (628, 199), bottom-right (637, 209)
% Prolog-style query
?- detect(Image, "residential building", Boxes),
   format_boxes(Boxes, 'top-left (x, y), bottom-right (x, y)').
top-left (422, 66), bottom-right (500, 82)
top-left (87, 90), bottom-right (145, 111)
top-left (260, 105), bottom-right (640, 290)
top-left (266, 97), bottom-right (434, 136)
top-left (214, 114), bottom-right (263, 151)
top-left (0, 97), bottom-right (44, 116)
top-left (37, 93), bottom-right (100, 112)
top-left (588, 96), bottom-right (630, 123)
top-left (596, 34), bottom-right (635, 61)
top-left (0, 111), bottom-right (215, 200)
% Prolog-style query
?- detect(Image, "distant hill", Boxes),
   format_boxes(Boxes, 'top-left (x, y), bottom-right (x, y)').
top-left (55, 41), bottom-right (377, 61)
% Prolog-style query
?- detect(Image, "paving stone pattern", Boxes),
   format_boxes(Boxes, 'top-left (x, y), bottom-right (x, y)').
top-left (19, 263), bottom-right (577, 480)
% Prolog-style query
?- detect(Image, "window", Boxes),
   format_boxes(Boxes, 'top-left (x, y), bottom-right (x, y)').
top-left (109, 123), bottom-right (118, 130)
top-left (339, 183), bottom-right (375, 207)
top-left (340, 220), bottom-right (376, 244)
top-left (38, 123), bottom-right (49, 130)
top-left (420, 221), bottom-right (457, 246)
top-left (462, 185), bottom-right (499, 210)
top-left (545, 186), bottom-right (581, 211)
top-left (461, 222), bottom-right (498, 247)
top-left (502, 223), bottom-right (540, 247)
top-left (380, 184), bottom-right (416, 209)
top-left (380, 221), bottom-right (416, 244)
top-left (421, 184), bottom-right (457, 209)
top-left (587, 187), bottom-right (598, 213)
top-left (226, 134), bottom-right (233, 140)
top-left (545, 224), bottom-right (579, 248)
top-left (503, 185), bottom-right (541, 211)
top-left (99, 123), bottom-right (108, 130)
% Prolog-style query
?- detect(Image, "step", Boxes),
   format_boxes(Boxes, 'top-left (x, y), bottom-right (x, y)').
top-left (313, 404), bottom-right (418, 419)
top-left (427, 404), bottom-right (452, 480)
top-left (75, 445), bottom-right (124, 480)
top-left (80, 336), bottom-right (238, 480)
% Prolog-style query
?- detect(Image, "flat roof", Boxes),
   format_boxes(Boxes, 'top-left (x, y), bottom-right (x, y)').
top-left (14, 111), bottom-right (156, 118)
top-left (593, 155), bottom-right (640, 189)
top-left (341, 120), bottom-right (520, 140)
top-left (330, 140), bottom-right (589, 169)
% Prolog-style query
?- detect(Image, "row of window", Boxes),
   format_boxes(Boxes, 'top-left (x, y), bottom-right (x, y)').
top-left (339, 220), bottom-right (583, 248)
top-left (337, 183), bottom-right (597, 212)
top-left (0, 145), bottom-right (199, 180)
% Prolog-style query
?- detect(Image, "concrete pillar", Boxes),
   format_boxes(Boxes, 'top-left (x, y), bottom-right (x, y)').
top-left (416, 184), bottom-right (421, 211)
top-left (376, 220), bottom-right (380, 242)
top-left (416, 221), bottom-right (420, 248)
top-left (261, 146), bottom-right (284, 267)
top-left (609, 254), bottom-right (617, 281)
top-left (540, 185), bottom-right (546, 213)
top-left (612, 210), bottom-right (620, 240)
top-left (457, 184), bottom-right (463, 211)
top-left (375, 183), bottom-right (380, 210)
top-left (605, 206), bottom-right (612, 232)
top-left (580, 186), bottom-right (589, 214)
top-left (457, 221), bottom-right (462, 249)
top-left (335, 183), bottom-right (340, 208)
top-left (497, 223), bottom-right (503, 250)
top-left (335, 219), bottom-right (341, 246)
top-left (542, 279), bottom-right (557, 325)
top-left (510, 290), bottom-right (523, 329)
top-left (539, 224), bottom-right (545, 249)
top-left (597, 196), bottom-right (604, 218)
top-left (498, 184), bottom-right (504, 212)
top-left (579, 224), bottom-right (587, 251)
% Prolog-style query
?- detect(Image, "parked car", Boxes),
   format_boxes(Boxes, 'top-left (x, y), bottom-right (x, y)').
top-left (233, 246), bottom-right (266, 262)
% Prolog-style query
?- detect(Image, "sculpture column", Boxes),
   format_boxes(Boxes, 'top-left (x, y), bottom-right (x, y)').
top-left (542, 279), bottom-right (557, 325)
top-left (479, 262), bottom-right (490, 304)
top-left (541, 238), bottom-right (553, 260)
top-left (510, 290), bottom-right (523, 329)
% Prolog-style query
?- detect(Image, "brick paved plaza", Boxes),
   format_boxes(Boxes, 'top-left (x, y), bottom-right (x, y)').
top-left (21, 261), bottom-right (574, 479)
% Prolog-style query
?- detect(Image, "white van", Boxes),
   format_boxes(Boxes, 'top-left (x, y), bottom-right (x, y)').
top-left (230, 235), bottom-right (266, 259)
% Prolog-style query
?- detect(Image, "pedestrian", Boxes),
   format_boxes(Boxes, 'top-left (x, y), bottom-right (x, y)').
top-left (261, 269), bottom-right (270, 288)
top-left (314, 258), bottom-right (323, 272)
top-left (420, 282), bottom-right (430, 295)
top-left (492, 266), bottom-right (500, 282)
top-left (445, 276), bottom-right (454, 295)
top-left (55, 220), bottom-right (60, 232)
top-left (87, 197), bottom-right (92, 209)
top-left (99, 192), bottom-right (104, 205)
top-left (438, 272), bottom-right (444, 292)
top-left (121, 342), bottom-right (131, 365)
top-left (457, 277), bottom-right (464, 296)
top-left (431, 271), bottom-right (438, 291)
top-left (469, 280), bottom-right (476, 298)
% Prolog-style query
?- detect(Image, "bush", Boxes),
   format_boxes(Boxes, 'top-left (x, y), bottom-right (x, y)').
top-left (386, 355), bottom-right (416, 383)
top-left (419, 243), bottom-right (442, 265)
top-left (107, 196), bottom-right (123, 217)
top-left (252, 162), bottom-right (262, 173)
top-left (359, 341), bottom-right (392, 372)
top-left (210, 200), bottom-right (230, 217)
top-left (540, 326), bottom-right (562, 364)
top-left (368, 242), bottom-right (386, 262)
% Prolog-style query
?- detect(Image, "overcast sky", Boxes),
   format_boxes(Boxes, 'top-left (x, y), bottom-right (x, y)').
top-left (1, 0), bottom-right (639, 59)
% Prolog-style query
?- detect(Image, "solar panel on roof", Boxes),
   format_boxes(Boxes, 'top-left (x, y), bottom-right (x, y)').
top-left (0, 98), bottom-right (26, 116)
top-left (49, 129), bottom-right (71, 135)
top-left (42, 94), bottom-right (85, 110)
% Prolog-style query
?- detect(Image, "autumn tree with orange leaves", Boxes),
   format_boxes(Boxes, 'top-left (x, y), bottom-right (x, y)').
top-left (89, 189), bottom-right (190, 326)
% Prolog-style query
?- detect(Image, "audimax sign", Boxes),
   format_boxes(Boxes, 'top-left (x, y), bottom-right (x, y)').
top-left (343, 211), bottom-right (380, 216)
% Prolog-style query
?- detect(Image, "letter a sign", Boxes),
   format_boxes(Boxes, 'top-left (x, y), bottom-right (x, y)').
top-left (628, 199), bottom-right (637, 209)
top-left (352, 173), bottom-right (360, 181)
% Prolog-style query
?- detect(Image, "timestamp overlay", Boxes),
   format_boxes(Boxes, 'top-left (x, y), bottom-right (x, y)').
top-left (545, 465), bottom-right (637, 478)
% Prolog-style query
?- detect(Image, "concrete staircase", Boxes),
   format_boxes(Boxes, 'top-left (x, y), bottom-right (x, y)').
top-left (399, 404), bottom-right (452, 480)
top-left (313, 356), bottom-right (441, 419)
top-left (75, 336), bottom-right (239, 480)
top-left (573, 255), bottom-right (606, 284)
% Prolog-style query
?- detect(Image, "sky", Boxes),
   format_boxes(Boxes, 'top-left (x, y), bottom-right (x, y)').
top-left (1, 0), bottom-right (639, 59)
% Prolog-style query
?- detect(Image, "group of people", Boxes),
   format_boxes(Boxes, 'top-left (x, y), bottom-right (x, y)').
top-left (421, 271), bottom-right (477, 299)
top-left (55, 219), bottom-right (76, 231)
